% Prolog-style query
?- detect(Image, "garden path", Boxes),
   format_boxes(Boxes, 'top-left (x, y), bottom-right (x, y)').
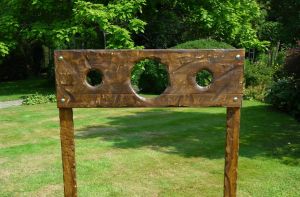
top-left (0, 99), bottom-right (22, 109)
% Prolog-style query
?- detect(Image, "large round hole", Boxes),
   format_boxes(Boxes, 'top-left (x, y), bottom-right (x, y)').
top-left (196, 69), bottom-right (213, 87)
top-left (86, 69), bottom-right (102, 87)
top-left (131, 59), bottom-right (169, 98)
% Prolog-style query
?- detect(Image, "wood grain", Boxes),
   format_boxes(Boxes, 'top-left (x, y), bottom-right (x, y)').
top-left (54, 49), bottom-right (244, 108)
top-left (55, 49), bottom-right (243, 197)
top-left (224, 107), bottom-right (240, 197)
top-left (59, 108), bottom-right (77, 197)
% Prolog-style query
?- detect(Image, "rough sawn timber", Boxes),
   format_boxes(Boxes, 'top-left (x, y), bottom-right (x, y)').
top-left (224, 107), bottom-right (241, 197)
top-left (55, 49), bottom-right (244, 108)
top-left (59, 108), bottom-right (77, 197)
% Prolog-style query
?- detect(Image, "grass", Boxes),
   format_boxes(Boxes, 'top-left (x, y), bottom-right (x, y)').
top-left (0, 78), bottom-right (54, 101)
top-left (0, 101), bottom-right (299, 196)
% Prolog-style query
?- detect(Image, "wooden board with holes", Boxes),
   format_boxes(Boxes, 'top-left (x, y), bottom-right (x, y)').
top-left (54, 49), bottom-right (244, 108)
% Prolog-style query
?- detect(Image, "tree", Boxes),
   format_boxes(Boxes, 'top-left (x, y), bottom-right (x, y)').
top-left (135, 0), bottom-right (269, 50)
top-left (0, 0), bottom-right (146, 76)
top-left (258, 0), bottom-right (300, 46)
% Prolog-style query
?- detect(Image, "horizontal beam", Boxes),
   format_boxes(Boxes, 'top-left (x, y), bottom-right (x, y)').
top-left (55, 49), bottom-right (244, 108)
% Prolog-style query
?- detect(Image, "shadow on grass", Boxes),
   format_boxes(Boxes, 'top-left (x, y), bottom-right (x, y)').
top-left (76, 105), bottom-right (300, 165)
top-left (0, 78), bottom-right (54, 100)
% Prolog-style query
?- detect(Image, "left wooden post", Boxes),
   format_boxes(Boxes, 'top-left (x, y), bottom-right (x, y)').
top-left (224, 107), bottom-right (240, 197)
top-left (59, 108), bottom-right (77, 197)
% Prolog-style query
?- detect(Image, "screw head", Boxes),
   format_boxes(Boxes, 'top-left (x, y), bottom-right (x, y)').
top-left (61, 98), bottom-right (66, 103)
top-left (235, 54), bottom-right (241, 60)
top-left (58, 56), bottom-right (64, 61)
top-left (233, 96), bottom-right (238, 102)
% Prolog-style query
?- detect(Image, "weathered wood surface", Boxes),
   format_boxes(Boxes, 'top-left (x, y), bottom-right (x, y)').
top-left (224, 107), bottom-right (240, 197)
top-left (55, 49), bottom-right (244, 108)
top-left (59, 108), bottom-right (77, 197)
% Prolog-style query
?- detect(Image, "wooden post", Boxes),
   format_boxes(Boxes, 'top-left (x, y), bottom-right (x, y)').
top-left (59, 108), bottom-right (77, 197)
top-left (224, 107), bottom-right (240, 197)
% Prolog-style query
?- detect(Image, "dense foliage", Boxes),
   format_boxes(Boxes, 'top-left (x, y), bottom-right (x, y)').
top-left (0, 0), bottom-right (146, 53)
top-left (0, 0), bottom-right (270, 68)
top-left (243, 52), bottom-right (285, 100)
top-left (131, 59), bottom-right (169, 94)
top-left (0, 0), bottom-right (146, 80)
top-left (266, 78), bottom-right (300, 120)
top-left (266, 50), bottom-right (300, 120)
top-left (258, 0), bottom-right (300, 46)
top-left (137, 0), bottom-right (269, 49)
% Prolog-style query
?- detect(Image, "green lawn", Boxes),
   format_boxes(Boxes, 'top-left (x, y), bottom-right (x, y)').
top-left (0, 78), bottom-right (54, 101)
top-left (0, 101), bottom-right (299, 196)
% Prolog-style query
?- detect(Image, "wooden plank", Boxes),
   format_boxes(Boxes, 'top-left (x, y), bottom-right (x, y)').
top-left (55, 93), bottom-right (243, 108)
top-left (54, 49), bottom-right (244, 108)
top-left (224, 107), bottom-right (240, 197)
top-left (59, 108), bottom-right (77, 197)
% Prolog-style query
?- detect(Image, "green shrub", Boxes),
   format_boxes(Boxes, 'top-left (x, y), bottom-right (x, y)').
top-left (265, 50), bottom-right (300, 120)
top-left (244, 52), bottom-right (286, 101)
top-left (244, 60), bottom-right (274, 87)
top-left (131, 59), bottom-right (169, 94)
top-left (266, 78), bottom-right (300, 120)
top-left (196, 70), bottom-right (213, 87)
top-left (171, 39), bottom-right (234, 49)
top-left (243, 85), bottom-right (268, 101)
top-left (265, 49), bottom-right (300, 120)
top-left (22, 93), bottom-right (56, 105)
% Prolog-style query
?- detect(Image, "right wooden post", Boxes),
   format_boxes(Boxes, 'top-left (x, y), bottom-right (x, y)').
top-left (224, 107), bottom-right (241, 197)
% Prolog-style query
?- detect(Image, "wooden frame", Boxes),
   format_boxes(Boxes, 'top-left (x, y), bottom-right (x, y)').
top-left (55, 49), bottom-right (244, 197)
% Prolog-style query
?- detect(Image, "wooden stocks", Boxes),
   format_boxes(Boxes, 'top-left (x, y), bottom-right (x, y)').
top-left (59, 108), bottom-right (77, 197)
top-left (224, 107), bottom-right (241, 197)
top-left (55, 50), bottom-right (244, 197)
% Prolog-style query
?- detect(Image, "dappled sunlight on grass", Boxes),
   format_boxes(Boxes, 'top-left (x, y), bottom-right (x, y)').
top-left (0, 101), bottom-right (299, 196)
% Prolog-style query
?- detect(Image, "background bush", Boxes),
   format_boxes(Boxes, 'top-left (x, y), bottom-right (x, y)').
top-left (243, 52), bottom-right (285, 101)
top-left (244, 59), bottom-right (275, 87)
top-left (266, 78), bottom-right (300, 120)
top-left (266, 49), bottom-right (300, 120)
top-left (196, 70), bottom-right (213, 87)
top-left (131, 59), bottom-right (169, 94)
top-left (171, 39), bottom-right (234, 49)
top-left (22, 93), bottom-right (56, 105)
